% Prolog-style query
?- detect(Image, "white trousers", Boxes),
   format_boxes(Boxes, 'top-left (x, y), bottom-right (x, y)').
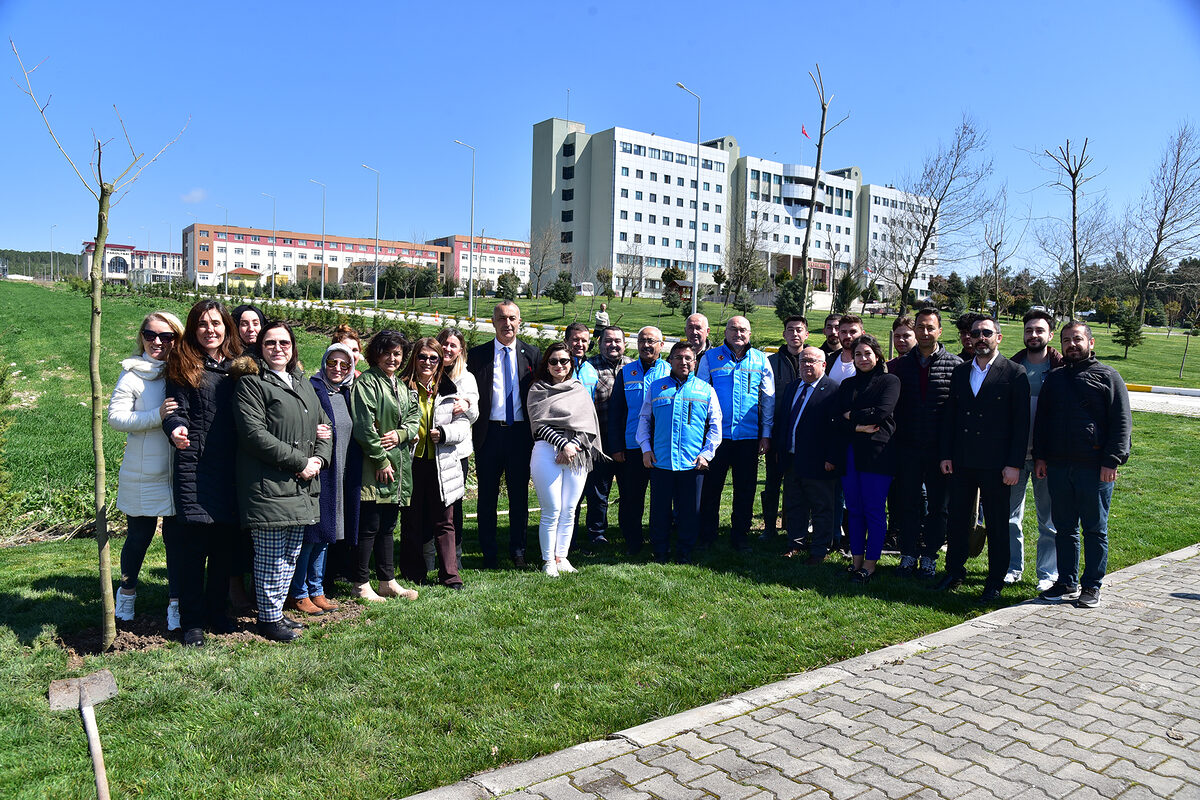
top-left (530, 440), bottom-right (588, 561)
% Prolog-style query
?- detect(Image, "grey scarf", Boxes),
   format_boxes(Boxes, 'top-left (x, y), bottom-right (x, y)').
top-left (527, 378), bottom-right (606, 470)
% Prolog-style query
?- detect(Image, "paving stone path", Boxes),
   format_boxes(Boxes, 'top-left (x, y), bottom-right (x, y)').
top-left (409, 545), bottom-right (1200, 800)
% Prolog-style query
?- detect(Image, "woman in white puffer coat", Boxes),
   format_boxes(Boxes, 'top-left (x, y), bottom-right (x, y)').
top-left (108, 310), bottom-right (185, 630)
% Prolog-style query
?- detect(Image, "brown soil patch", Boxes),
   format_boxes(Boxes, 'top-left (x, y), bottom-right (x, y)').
top-left (54, 587), bottom-right (368, 660)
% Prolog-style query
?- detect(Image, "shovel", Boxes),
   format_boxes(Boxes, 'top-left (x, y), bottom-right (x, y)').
top-left (48, 669), bottom-right (117, 800)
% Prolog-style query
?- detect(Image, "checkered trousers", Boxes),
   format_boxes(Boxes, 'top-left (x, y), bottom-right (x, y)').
top-left (251, 526), bottom-right (305, 623)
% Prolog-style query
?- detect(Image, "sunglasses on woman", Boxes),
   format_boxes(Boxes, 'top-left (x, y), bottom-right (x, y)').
top-left (325, 359), bottom-right (351, 371)
top-left (142, 329), bottom-right (177, 343)
top-left (548, 358), bottom-right (572, 367)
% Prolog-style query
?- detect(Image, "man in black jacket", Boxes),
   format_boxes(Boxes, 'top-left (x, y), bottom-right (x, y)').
top-left (889, 308), bottom-right (962, 579)
top-left (936, 316), bottom-right (1030, 602)
top-left (1035, 322), bottom-right (1132, 609)
top-left (466, 301), bottom-right (541, 568)
top-left (580, 326), bottom-right (630, 547)
top-left (761, 315), bottom-right (808, 543)
top-left (772, 346), bottom-right (840, 563)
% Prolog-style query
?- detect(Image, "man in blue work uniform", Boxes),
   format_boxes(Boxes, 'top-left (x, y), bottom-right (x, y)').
top-left (637, 341), bottom-right (722, 564)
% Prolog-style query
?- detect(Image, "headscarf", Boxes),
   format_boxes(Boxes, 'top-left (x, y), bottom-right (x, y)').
top-left (315, 342), bottom-right (357, 392)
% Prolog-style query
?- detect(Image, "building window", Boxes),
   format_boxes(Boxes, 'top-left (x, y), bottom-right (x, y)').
top-left (648, 236), bottom-right (656, 245)
top-left (649, 215), bottom-right (657, 224)
top-left (714, 224), bottom-right (722, 233)
top-left (701, 244), bottom-right (708, 252)
top-left (620, 141), bottom-right (632, 153)
top-left (562, 188), bottom-right (574, 201)
top-left (251, 249), bottom-right (261, 256)
top-left (560, 252), bottom-right (573, 264)
top-left (649, 148), bottom-right (660, 159)
top-left (234, 247), bottom-right (244, 255)
top-left (199, 259), bottom-right (209, 266)
top-left (620, 210), bottom-right (628, 220)
top-left (664, 174), bottom-right (671, 184)
top-left (635, 191), bottom-right (643, 200)
top-left (562, 210), bottom-right (574, 222)
top-left (620, 188), bottom-right (629, 198)
top-left (199, 230), bottom-right (210, 237)
top-left (676, 198), bottom-right (684, 207)
top-left (199, 244), bottom-right (209, 252)
top-left (562, 142), bottom-right (575, 157)
top-left (634, 212), bottom-right (643, 222)
top-left (676, 239), bottom-right (683, 248)
top-left (633, 234), bottom-right (642, 243)
top-left (619, 232), bottom-right (627, 241)
top-left (562, 166), bottom-right (574, 180)
top-left (636, 169), bottom-right (644, 179)
top-left (650, 193), bottom-right (657, 203)
top-left (714, 244), bottom-right (721, 253)
top-left (650, 172), bottom-right (657, 181)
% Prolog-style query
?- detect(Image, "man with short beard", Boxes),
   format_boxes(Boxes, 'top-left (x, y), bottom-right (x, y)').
top-left (825, 314), bottom-right (863, 386)
top-left (819, 314), bottom-right (842, 356)
top-left (580, 326), bottom-right (631, 547)
top-left (761, 315), bottom-right (808, 543)
top-left (1006, 309), bottom-right (1063, 590)
top-left (1035, 322), bottom-right (1131, 609)
top-left (936, 316), bottom-right (1029, 603)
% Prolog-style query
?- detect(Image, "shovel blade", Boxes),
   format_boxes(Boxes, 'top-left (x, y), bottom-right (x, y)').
top-left (48, 669), bottom-right (118, 711)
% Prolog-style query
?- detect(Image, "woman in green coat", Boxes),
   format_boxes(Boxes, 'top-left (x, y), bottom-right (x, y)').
top-left (232, 321), bottom-right (332, 642)
top-left (350, 330), bottom-right (421, 602)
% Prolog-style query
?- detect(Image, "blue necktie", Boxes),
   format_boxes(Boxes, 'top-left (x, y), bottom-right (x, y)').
top-left (789, 382), bottom-right (811, 453)
top-left (504, 346), bottom-right (515, 425)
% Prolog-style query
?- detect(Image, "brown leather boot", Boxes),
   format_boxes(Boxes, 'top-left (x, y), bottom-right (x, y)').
top-left (310, 594), bottom-right (339, 612)
top-left (293, 596), bottom-right (325, 615)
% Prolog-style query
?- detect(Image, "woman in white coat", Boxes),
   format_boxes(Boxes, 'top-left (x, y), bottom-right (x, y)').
top-left (108, 310), bottom-right (185, 629)
top-left (428, 327), bottom-right (478, 570)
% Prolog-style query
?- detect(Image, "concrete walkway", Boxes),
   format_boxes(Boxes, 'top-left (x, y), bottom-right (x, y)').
top-left (409, 545), bottom-right (1200, 800)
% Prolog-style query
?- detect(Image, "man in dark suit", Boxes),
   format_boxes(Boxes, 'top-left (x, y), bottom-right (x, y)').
top-left (760, 315), bottom-right (808, 544)
top-left (772, 346), bottom-right (841, 564)
top-left (466, 301), bottom-right (541, 568)
top-left (936, 316), bottom-right (1030, 602)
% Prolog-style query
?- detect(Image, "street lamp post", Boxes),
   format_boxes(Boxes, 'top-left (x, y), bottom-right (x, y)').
top-left (362, 164), bottom-right (381, 308)
top-left (453, 140), bottom-right (476, 320)
top-left (676, 82), bottom-right (702, 316)
top-left (310, 179), bottom-right (327, 303)
top-left (261, 192), bottom-right (277, 299)
top-left (49, 224), bottom-right (56, 282)
top-left (216, 204), bottom-right (229, 294)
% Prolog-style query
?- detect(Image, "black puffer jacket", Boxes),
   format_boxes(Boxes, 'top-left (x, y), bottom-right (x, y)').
top-left (163, 357), bottom-right (239, 525)
top-left (1033, 355), bottom-right (1132, 468)
top-left (889, 344), bottom-right (962, 449)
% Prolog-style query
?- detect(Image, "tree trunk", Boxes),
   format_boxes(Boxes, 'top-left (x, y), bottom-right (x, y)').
top-left (93, 183), bottom-right (116, 651)
top-left (798, 100), bottom-right (830, 313)
top-left (1182, 332), bottom-right (1191, 379)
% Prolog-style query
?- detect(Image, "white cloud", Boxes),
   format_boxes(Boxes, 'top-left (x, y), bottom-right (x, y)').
top-left (180, 187), bottom-right (208, 204)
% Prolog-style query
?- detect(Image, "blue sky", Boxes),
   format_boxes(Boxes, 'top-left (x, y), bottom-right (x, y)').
top-left (3, 0), bottom-right (1199, 275)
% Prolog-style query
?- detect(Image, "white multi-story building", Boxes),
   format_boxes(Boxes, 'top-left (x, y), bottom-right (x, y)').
top-left (857, 184), bottom-right (936, 303)
top-left (426, 234), bottom-right (530, 288)
top-left (532, 118), bottom-right (730, 298)
top-left (181, 224), bottom-right (449, 289)
top-left (81, 241), bottom-right (184, 285)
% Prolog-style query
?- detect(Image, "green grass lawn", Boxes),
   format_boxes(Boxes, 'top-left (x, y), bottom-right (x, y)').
top-left (1, 282), bottom-right (1198, 798)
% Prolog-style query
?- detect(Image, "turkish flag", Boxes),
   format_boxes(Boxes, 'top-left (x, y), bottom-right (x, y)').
top-left (802, 125), bottom-right (811, 139)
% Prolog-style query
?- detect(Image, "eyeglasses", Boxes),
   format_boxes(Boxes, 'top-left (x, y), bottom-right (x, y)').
top-left (415, 353), bottom-right (440, 363)
top-left (799, 358), bottom-right (823, 365)
top-left (142, 329), bottom-right (177, 343)
top-left (325, 359), bottom-right (351, 371)
top-left (548, 358), bottom-right (572, 367)
top-left (969, 329), bottom-right (996, 339)
top-left (262, 340), bottom-right (292, 349)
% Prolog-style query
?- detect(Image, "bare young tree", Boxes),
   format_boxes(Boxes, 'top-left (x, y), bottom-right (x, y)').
top-left (527, 222), bottom-right (560, 299)
top-left (796, 63), bottom-right (850, 308)
top-left (980, 184), bottom-right (1028, 318)
top-left (1116, 123), bottom-right (1200, 324)
top-left (1031, 193), bottom-right (1108, 319)
top-left (616, 239), bottom-right (644, 302)
top-left (13, 40), bottom-right (187, 650)
top-left (1038, 138), bottom-right (1101, 319)
top-left (873, 115), bottom-right (993, 315)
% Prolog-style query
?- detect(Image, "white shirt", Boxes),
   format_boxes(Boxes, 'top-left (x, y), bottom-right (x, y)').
top-left (828, 354), bottom-right (857, 386)
top-left (489, 338), bottom-right (524, 422)
top-left (969, 349), bottom-right (1000, 396)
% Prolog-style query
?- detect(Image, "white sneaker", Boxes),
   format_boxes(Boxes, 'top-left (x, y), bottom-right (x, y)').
top-left (544, 560), bottom-right (559, 578)
top-left (557, 558), bottom-right (577, 574)
top-left (1003, 570), bottom-right (1021, 585)
top-left (115, 590), bottom-right (136, 621)
top-left (1036, 578), bottom-right (1056, 592)
top-left (167, 600), bottom-right (181, 631)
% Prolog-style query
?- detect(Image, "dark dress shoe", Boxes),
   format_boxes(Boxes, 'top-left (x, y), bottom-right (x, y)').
top-left (280, 616), bottom-right (304, 630)
top-left (850, 568), bottom-right (874, 584)
top-left (183, 628), bottom-right (205, 647)
top-left (979, 587), bottom-right (1002, 603)
top-left (257, 620), bottom-right (300, 642)
top-left (512, 551), bottom-right (527, 569)
top-left (935, 574), bottom-right (964, 592)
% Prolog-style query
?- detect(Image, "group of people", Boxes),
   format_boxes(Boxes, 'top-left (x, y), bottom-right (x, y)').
top-left (108, 297), bottom-right (1133, 647)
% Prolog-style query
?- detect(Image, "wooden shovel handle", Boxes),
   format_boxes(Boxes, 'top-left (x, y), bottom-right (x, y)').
top-left (80, 704), bottom-right (111, 800)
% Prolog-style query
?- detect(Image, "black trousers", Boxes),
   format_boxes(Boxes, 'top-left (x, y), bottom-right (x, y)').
top-left (699, 438), bottom-right (760, 547)
top-left (946, 467), bottom-right (1011, 590)
top-left (783, 469), bottom-right (838, 559)
top-left (895, 454), bottom-right (951, 560)
top-left (760, 449), bottom-right (784, 535)
top-left (356, 501), bottom-right (398, 583)
top-left (583, 457), bottom-right (617, 540)
top-left (615, 454), bottom-right (652, 555)
top-left (162, 518), bottom-right (237, 632)
top-left (474, 422), bottom-right (532, 566)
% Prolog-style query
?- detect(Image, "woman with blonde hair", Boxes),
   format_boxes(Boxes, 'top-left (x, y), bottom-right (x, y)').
top-left (109, 310), bottom-right (185, 630)
top-left (432, 327), bottom-right (478, 568)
